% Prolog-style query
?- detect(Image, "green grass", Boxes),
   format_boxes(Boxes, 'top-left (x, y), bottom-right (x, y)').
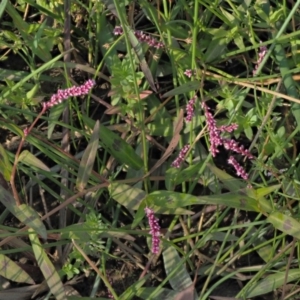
top-left (1, 0), bottom-right (300, 299)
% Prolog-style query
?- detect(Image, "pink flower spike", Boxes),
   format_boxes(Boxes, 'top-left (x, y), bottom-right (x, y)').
top-left (171, 144), bottom-right (190, 168)
top-left (201, 102), bottom-right (222, 157)
top-left (222, 139), bottom-right (254, 159)
top-left (185, 95), bottom-right (197, 122)
top-left (228, 156), bottom-right (249, 180)
top-left (145, 207), bottom-right (160, 254)
top-left (218, 124), bottom-right (238, 133)
top-left (43, 79), bottom-right (95, 110)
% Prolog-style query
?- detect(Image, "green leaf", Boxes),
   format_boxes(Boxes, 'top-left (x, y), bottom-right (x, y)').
top-left (76, 120), bottom-right (100, 192)
top-left (18, 150), bottom-right (50, 172)
top-left (0, 0), bottom-right (8, 20)
top-left (0, 186), bottom-right (47, 239)
top-left (109, 183), bottom-right (194, 218)
top-left (165, 162), bottom-right (203, 191)
top-left (83, 116), bottom-right (143, 170)
top-left (207, 163), bottom-right (247, 192)
top-left (119, 275), bottom-right (150, 300)
top-left (132, 201), bottom-right (147, 229)
top-left (145, 189), bottom-right (272, 213)
top-left (0, 144), bottom-right (12, 181)
top-left (163, 246), bottom-right (195, 294)
top-left (5, 2), bottom-right (52, 62)
top-left (268, 211), bottom-right (300, 240)
top-left (204, 36), bottom-right (228, 63)
top-left (136, 287), bottom-right (177, 300)
top-left (0, 253), bottom-right (35, 284)
top-left (162, 81), bottom-right (200, 98)
top-left (246, 269), bottom-right (300, 298)
top-left (28, 228), bottom-right (65, 300)
top-left (125, 25), bottom-right (157, 92)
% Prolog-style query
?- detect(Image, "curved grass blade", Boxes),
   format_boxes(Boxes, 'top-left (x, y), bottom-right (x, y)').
top-left (0, 253), bottom-right (35, 284)
top-left (83, 116), bottom-right (143, 170)
top-left (76, 120), bottom-right (100, 192)
top-left (28, 228), bottom-right (65, 300)
top-left (246, 269), bottom-right (300, 298)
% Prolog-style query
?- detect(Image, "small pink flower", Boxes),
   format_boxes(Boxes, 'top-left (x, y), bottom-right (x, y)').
top-left (171, 144), bottom-right (190, 168)
top-left (113, 26), bottom-right (123, 35)
top-left (184, 69), bottom-right (194, 78)
top-left (23, 128), bottom-right (29, 137)
top-left (185, 95), bottom-right (197, 122)
top-left (145, 207), bottom-right (160, 254)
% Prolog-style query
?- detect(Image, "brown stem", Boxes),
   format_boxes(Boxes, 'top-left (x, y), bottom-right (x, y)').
top-left (10, 108), bottom-right (46, 206)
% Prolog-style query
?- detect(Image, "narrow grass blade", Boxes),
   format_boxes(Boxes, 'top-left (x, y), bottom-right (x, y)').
top-left (18, 150), bottom-right (50, 172)
top-left (0, 253), bottom-right (35, 284)
top-left (162, 81), bottom-right (200, 98)
top-left (246, 269), bottom-right (300, 298)
top-left (119, 274), bottom-right (150, 300)
top-left (28, 228), bottom-right (65, 300)
top-left (136, 287), bottom-right (177, 299)
top-left (0, 0), bottom-right (8, 20)
top-left (83, 116), bottom-right (143, 170)
top-left (76, 120), bottom-right (100, 192)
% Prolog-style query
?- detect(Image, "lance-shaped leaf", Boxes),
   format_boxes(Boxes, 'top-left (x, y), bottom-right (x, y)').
top-left (144, 189), bottom-right (272, 213)
top-left (246, 269), bottom-right (300, 298)
top-left (76, 120), bottom-right (100, 191)
top-left (268, 211), bottom-right (300, 240)
top-left (28, 228), bottom-right (65, 300)
top-left (0, 144), bottom-right (12, 181)
top-left (18, 150), bottom-right (50, 172)
top-left (163, 246), bottom-right (197, 299)
top-left (0, 186), bottom-right (47, 239)
top-left (0, 253), bottom-right (35, 284)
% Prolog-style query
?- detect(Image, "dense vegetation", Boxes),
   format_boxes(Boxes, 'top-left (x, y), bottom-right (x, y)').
top-left (1, 0), bottom-right (300, 299)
